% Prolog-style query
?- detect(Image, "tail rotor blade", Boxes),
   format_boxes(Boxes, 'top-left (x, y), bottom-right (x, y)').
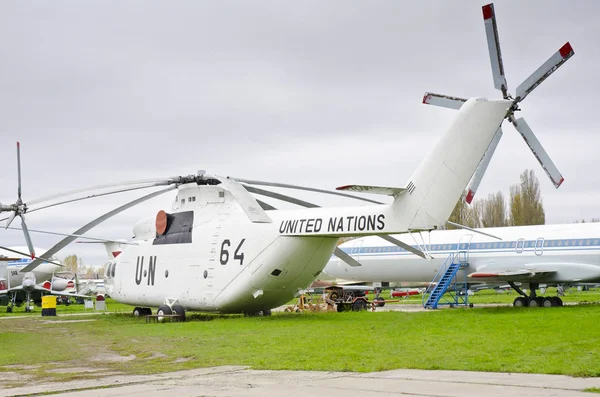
top-left (16, 142), bottom-right (23, 200)
top-left (465, 128), bottom-right (503, 204)
top-left (422, 93), bottom-right (467, 110)
top-left (20, 214), bottom-right (35, 259)
top-left (512, 117), bottom-right (564, 188)
top-left (482, 3), bottom-right (509, 98)
top-left (515, 42), bottom-right (574, 103)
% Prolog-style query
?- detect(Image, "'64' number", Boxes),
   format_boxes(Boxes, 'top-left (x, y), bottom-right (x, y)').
top-left (220, 239), bottom-right (246, 266)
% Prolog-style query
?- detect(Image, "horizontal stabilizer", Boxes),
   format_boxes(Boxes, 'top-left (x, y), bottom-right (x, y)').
top-left (336, 185), bottom-right (406, 197)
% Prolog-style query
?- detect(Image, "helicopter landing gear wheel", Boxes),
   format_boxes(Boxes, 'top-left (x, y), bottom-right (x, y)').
top-left (156, 305), bottom-right (172, 322)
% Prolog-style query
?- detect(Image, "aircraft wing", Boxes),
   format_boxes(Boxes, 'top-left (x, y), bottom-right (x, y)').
top-left (468, 267), bottom-right (557, 281)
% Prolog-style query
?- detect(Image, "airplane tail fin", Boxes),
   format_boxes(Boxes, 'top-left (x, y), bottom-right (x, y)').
top-left (393, 98), bottom-right (510, 230)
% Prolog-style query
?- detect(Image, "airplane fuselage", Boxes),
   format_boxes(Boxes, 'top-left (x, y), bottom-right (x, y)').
top-left (323, 223), bottom-right (600, 285)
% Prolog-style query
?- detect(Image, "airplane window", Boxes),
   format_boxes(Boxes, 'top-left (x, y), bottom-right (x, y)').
top-left (219, 191), bottom-right (225, 198)
top-left (587, 240), bottom-right (592, 245)
top-left (165, 270), bottom-right (169, 278)
top-left (203, 270), bottom-right (207, 279)
top-left (181, 199), bottom-right (185, 206)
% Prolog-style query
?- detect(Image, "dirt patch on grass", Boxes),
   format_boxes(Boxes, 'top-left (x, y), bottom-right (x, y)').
top-left (90, 353), bottom-right (136, 363)
top-left (46, 367), bottom-right (110, 374)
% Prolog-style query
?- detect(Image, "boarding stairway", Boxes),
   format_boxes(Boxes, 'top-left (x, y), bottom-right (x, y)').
top-left (422, 245), bottom-right (471, 309)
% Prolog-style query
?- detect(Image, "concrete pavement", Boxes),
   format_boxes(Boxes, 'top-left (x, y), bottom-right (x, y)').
top-left (2, 366), bottom-right (600, 397)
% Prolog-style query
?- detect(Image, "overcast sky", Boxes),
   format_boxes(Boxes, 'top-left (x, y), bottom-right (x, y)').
top-left (1, 1), bottom-right (598, 268)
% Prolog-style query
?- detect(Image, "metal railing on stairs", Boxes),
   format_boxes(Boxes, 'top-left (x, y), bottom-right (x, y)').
top-left (422, 251), bottom-right (470, 309)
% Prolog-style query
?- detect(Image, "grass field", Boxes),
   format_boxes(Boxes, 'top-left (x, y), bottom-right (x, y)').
top-left (1, 297), bottom-right (600, 387)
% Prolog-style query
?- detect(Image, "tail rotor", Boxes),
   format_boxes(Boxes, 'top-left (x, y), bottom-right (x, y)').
top-left (422, 2), bottom-right (574, 201)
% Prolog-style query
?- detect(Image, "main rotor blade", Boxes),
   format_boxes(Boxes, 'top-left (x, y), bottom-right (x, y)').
top-left (512, 117), bottom-right (563, 188)
top-left (26, 183), bottom-right (171, 214)
top-left (5, 212), bottom-right (17, 229)
top-left (243, 185), bottom-right (320, 208)
top-left (230, 177), bottom-right (383, 205)
top-left (28, 177), bottom-right (176, 206)
top-left (378, 235), bottom-right (427, 259)
top-left (446, 221), bottom-right (502, 241)
top-left (482, 3), bottom-right (508, 98)
top-left (7, 226), bottom-right (136, 245)
top-left (0, 244), bottom-right (62, 267)
top-left (333, 247), bottom-right (362, 267)
top-left (219, 177), bottom-right (271, 223)
top-left (422, 93), bottom-right (467, 110)
top-left (515, 42), bottom-right (574, 103)
top-left (465, 128), bottom-right (503, 204)
top-left (256, 199), bottom-right (277, 211)
top-left (21, 185), bottom-right (176, 273)
top-left (20, 214), bottom-right (35, 259)
top-left (16, 142), bottom-right (22, 200)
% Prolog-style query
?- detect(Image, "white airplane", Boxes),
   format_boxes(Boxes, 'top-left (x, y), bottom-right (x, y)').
top-left (0, 3), bottom-right (573, 319)
top-left (0, 247), bottom-right (73, 312)
top-left (323, 222), bottom-right (600, 308)
top-left (0, 246), bottom-right (62, 290)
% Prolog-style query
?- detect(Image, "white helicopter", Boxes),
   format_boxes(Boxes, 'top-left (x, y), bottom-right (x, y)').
top-left (0, 3), bottom-right (571, 319)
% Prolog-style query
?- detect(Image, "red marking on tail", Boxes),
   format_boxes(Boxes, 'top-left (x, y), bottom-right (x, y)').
top-left (482, 4), bottom-right (494, 20)
top-left (557, 177), bottom-right (565, 188)
top-left (31, 253), bottom-right (35, 259)
top-left (465, 189), bottom-right (475, 204)
top-left (112, 251), bottom-right (122, 258)
top-left (559, 42), bottom-right (574, 58)
top-left (422, 94), bottom-right (431, 104)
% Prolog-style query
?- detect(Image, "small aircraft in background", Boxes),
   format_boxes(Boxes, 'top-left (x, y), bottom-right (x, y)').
top-left (0, 248), bottom-right (90, 312)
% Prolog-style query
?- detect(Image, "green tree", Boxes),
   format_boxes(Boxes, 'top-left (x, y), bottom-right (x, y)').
top-left (509, 169), bottom-right (544, 226)
top-left (62, 254), bottom-right (84, 274)
top-left (480, 192), bottom-right (507, 227)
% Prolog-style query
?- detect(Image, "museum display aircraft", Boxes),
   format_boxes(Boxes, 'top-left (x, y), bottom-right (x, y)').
top-left (0, 249), bottom-right (89, 312)
top-left (0, 3), bottom-right (573, 318)
top-left (323, 223), bottom-right (600, 308)
top-left (2, 97), bottom-right (511, 318)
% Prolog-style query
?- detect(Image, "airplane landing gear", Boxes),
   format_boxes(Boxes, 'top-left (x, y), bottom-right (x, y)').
top-left (509, 282), bottom-right (563, 307)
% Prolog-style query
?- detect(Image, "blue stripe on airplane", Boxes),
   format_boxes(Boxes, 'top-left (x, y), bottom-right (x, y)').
top-left (339, 238), bottom-right (600, 256)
